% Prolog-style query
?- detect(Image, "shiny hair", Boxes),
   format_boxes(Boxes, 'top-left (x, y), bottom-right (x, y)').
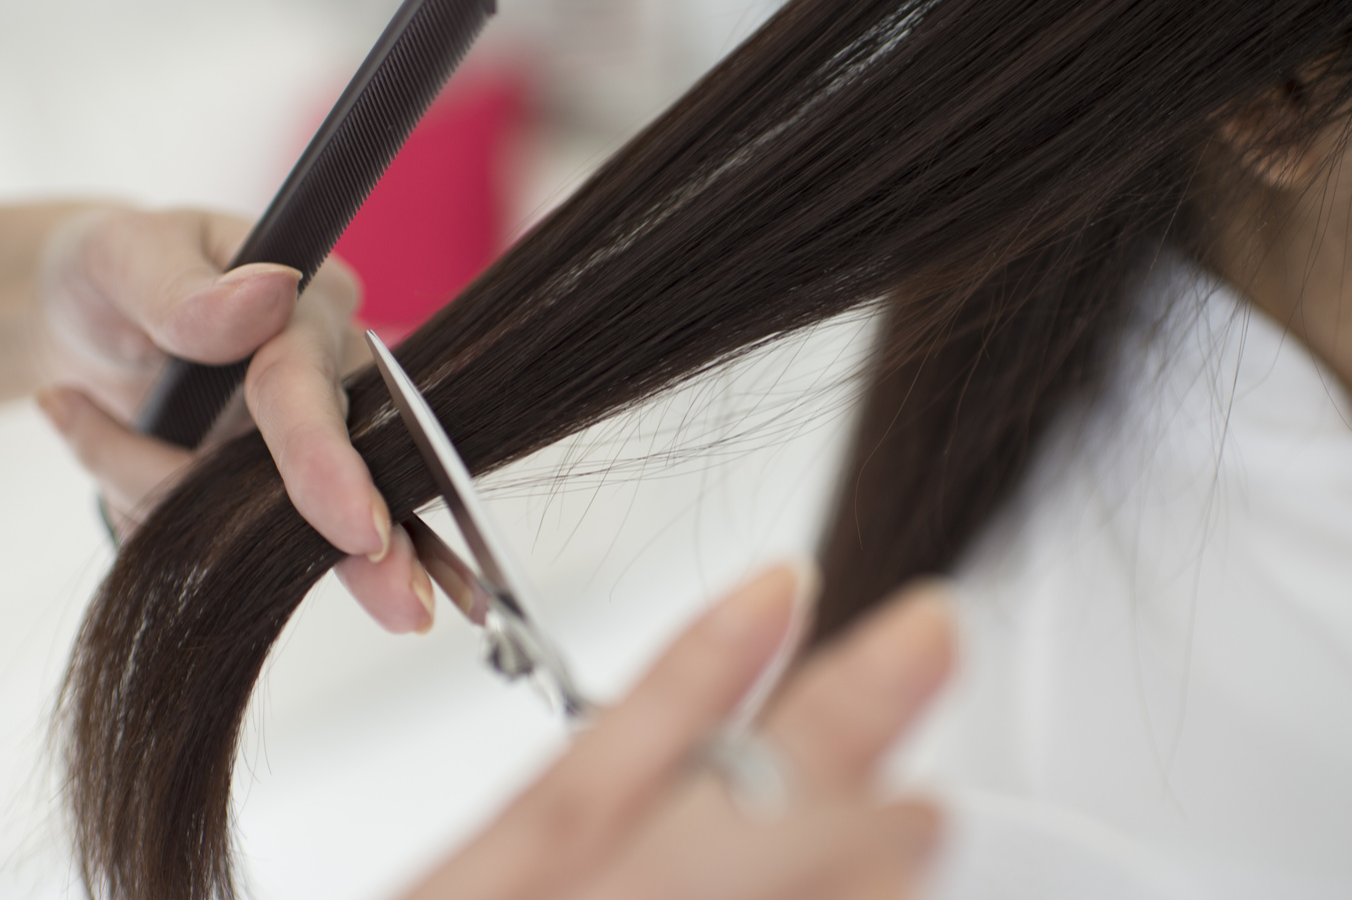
top-left (60, 1), bottom-right (1352, 897)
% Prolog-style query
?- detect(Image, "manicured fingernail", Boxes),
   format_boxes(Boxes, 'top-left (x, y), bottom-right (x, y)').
top-left (35, 388), bottom-right (75, 433)
top-left (216, 262), bottom-right (303, 286)
top-left (368, 492), bottom-right (392, 563)
top-left (412, 563), bottom-right (435, 635)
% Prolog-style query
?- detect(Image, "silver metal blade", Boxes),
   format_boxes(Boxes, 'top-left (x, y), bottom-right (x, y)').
top-left (365, 330), bottom-right (592, 720)
top-left (364, 330), bottom-right (522, 607)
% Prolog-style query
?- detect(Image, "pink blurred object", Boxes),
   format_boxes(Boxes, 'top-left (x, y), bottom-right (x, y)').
top-left (332, 67), bottom-right (529, 343)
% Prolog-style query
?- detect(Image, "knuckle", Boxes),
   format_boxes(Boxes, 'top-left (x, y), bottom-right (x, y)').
top-left (245, 344), bottom-right (340, 427)
top-left (243, 350), bottom-right (289, 414)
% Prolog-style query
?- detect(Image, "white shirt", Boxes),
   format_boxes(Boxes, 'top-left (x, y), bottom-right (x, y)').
top-left (904, 254), bottom-right (1352, 899)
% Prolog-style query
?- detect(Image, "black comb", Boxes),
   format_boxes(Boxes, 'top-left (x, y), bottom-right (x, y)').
top-left (135, 0), bottom-right (496, 448)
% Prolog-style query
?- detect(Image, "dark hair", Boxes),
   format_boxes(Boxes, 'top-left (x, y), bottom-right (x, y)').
top-left (60, 1), bottom-right (1352, 897)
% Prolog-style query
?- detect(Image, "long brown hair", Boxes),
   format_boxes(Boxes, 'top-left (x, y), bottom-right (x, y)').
top-left (61, 1), bottom-right (1352, 897)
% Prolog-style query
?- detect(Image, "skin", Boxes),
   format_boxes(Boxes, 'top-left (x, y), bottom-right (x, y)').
top-left (6, 202), bottom-right (955, 894)
top-left (3, 203), bottom-right (435, 633)
top-left (398, 567), bottom-right (952, 900)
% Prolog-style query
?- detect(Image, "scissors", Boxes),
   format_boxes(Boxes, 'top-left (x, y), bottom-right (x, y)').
top-left (365, 330), bottom-right (590, 720)
top-left (365, 330), bottom-right (791, 813)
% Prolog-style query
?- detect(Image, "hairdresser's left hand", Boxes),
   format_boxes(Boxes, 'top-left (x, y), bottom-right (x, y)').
top-left (31, 205), bottom-right (435, 634)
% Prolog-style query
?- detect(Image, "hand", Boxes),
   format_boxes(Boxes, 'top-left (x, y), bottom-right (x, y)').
top-left (31, 205), bottom-right (435, 633)
top-left (401, 565), bottom-right (953, 900)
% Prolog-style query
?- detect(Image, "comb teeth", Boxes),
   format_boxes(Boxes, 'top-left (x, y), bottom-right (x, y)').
top-left (136, 0), bottom-right (495, 448)
top-left (237, 0), bottom-right (496, 291)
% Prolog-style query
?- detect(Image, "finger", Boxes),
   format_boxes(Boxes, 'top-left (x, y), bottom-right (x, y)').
top-left (35, 386), bottom-right (192, 519)
top-left (244, 279), bottom-right (384, 559)
top-left (762, 582), bottom-right (954, 795)
top-left (750, 800), bottom-right (939, 900)
top-left (403, 564), bottom-right (813, 900)
top-left (72, 208), bottom-right (302, 363)
top-left (334, 527), bottom-right (436, 635)
top-left (830, 800), bottom-right (942, 900)
top-left (578, 786), bottom-right (939, 900)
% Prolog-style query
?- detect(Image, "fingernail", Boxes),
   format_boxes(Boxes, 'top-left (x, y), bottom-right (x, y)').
top-left (778, 557), bottom-right (820, 658)
top-left (787, 558), bottom-right (822, 635)
top-left (216, 262), bottom-right (303, 287)
top-left (712, 561), bottom-right (819, 652)
top-left (869, 583), bottom-right (956, 706)
top-left (434, 564), bottom-right (477, 620)
top-left (886, 581), bottom-right (957, 655)
top-left (730, 559), bottom-right (820, 726)
top-left (412, 563), bottom-right (435, 635)
top-left (35, 388), bottom-right (75, 433)
top-left (367, 492), bottom-right (392, 563)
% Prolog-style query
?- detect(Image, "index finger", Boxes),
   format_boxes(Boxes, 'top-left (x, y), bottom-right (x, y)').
top-left (762, 583), bottom-right (954, 795)
top-left (244, 266), bottom-right (381, 559)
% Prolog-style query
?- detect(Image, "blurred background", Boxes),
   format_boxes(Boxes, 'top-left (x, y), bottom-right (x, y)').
top-left (0, 2), bottom-right (875, 898)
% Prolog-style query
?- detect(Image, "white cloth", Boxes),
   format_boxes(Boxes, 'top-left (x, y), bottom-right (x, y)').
top-left (904, 254), bottom-right (1352, 899)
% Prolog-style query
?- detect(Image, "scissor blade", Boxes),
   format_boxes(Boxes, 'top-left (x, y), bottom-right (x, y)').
top-left (364, 330), bottom-right (522, 608)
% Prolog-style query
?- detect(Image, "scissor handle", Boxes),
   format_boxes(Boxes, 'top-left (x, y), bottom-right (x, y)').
top-left (407, 513), bottom-right (592, 719)
top-left (484, 600), bottom-right (593, 720)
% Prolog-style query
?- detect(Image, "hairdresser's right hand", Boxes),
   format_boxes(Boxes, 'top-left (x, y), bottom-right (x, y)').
top-left (31, 205), bottom-right (435, 634)
top-left (400, 566), bottom-right (951, 900)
